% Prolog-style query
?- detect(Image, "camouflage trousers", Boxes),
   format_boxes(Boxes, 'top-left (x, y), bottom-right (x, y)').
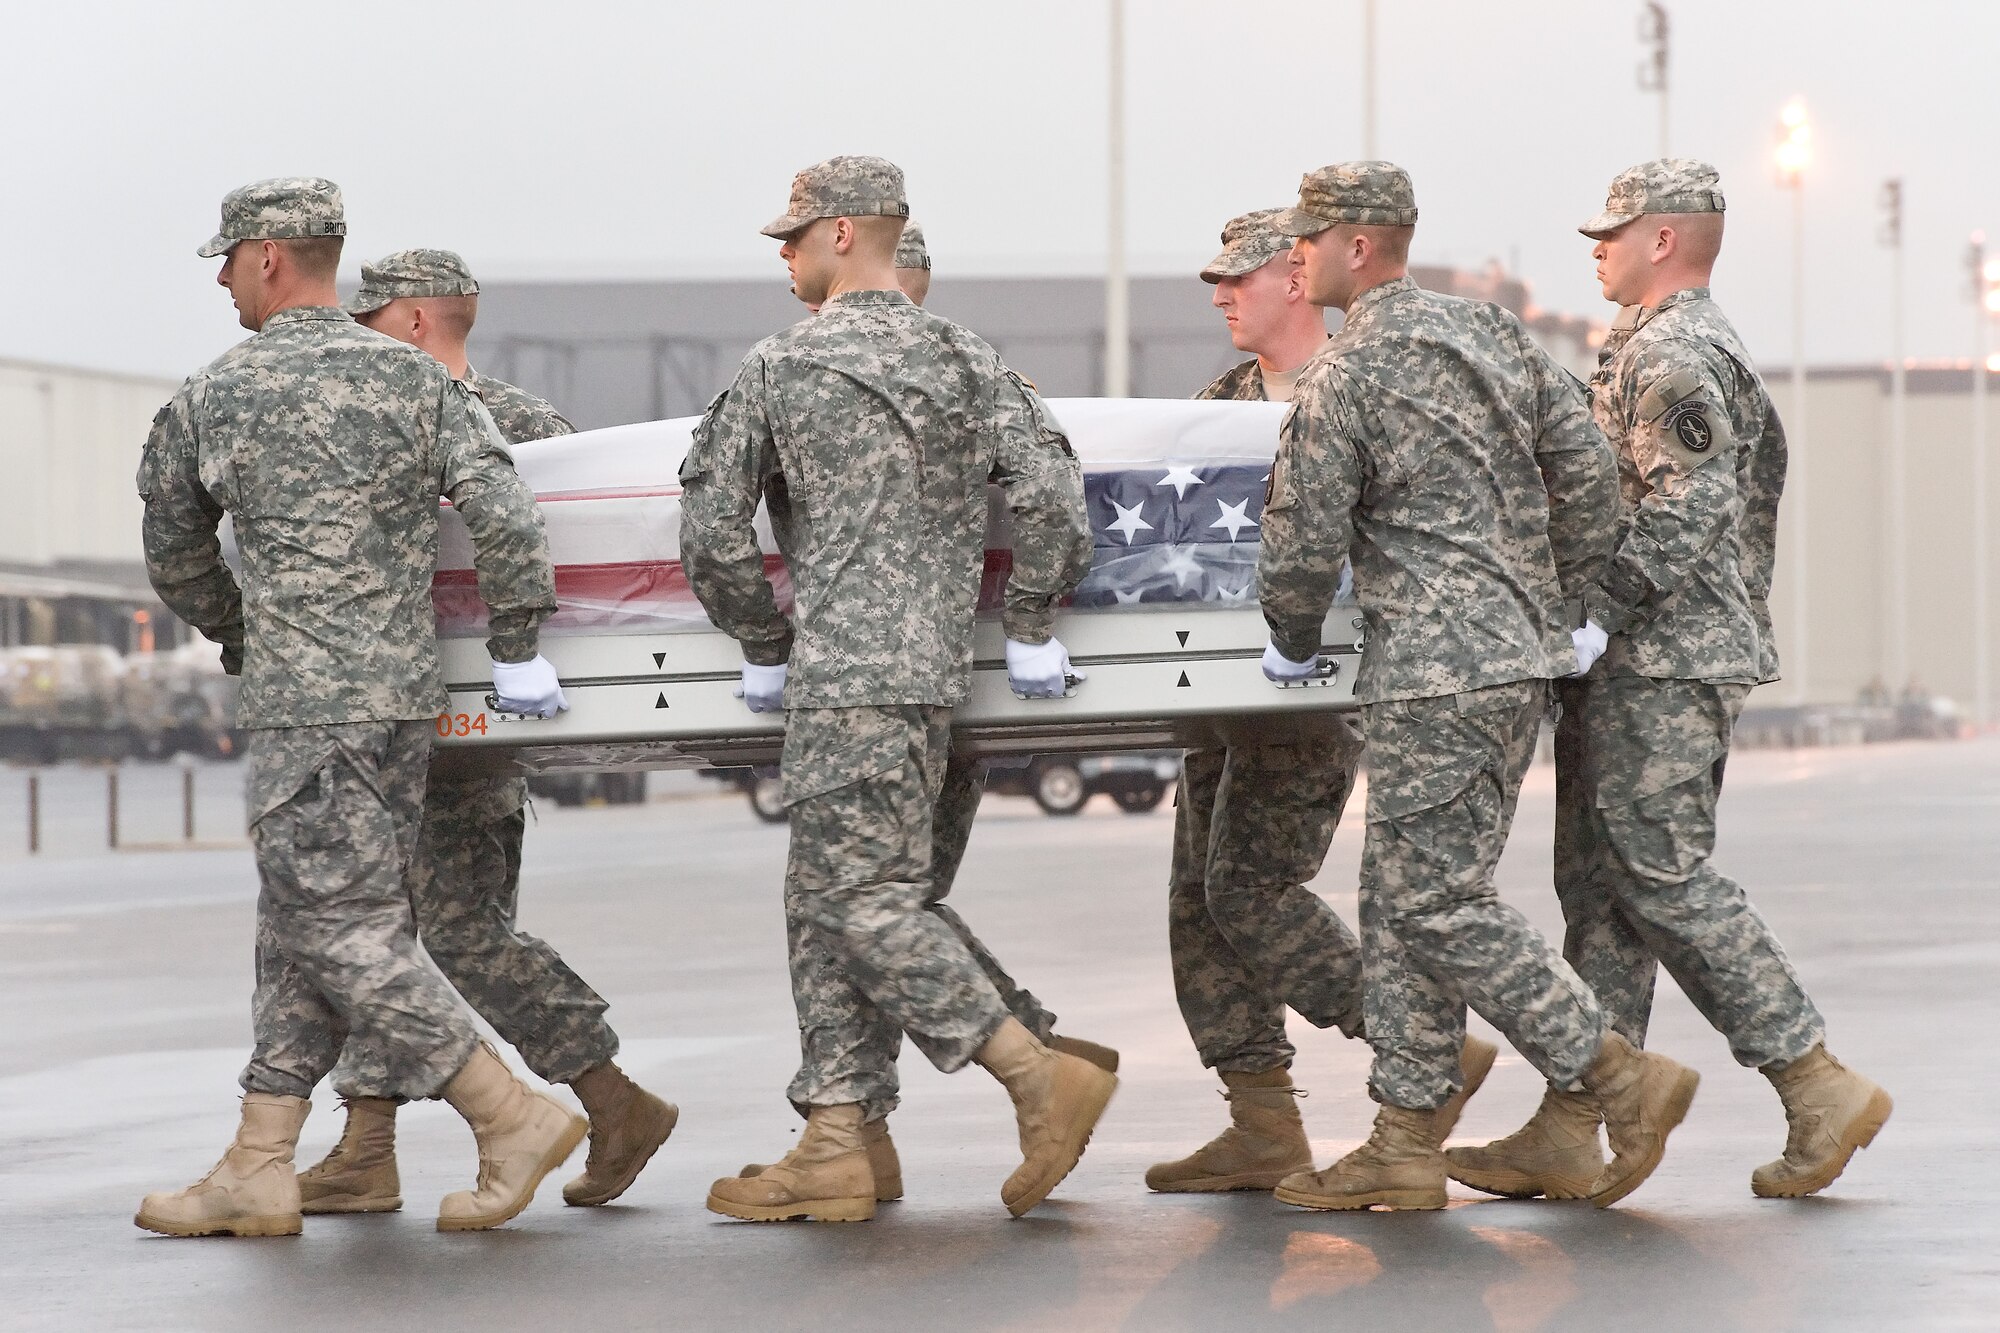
top-left (1553, 675), bottom-right (1824, 1070)
top-left (1360, 681), bottom-right (1605, 1110)
top-left (328, 772), bottom-right (619, 1090)
top-left (1168, 717), bottom-right (1367, 1073)
top-left (780, 706), bottom-right (1014, 1119)
top-left (238, 722), bottom-right (477, 1102)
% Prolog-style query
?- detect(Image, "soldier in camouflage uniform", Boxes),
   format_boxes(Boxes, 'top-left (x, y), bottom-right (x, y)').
top-left (135, 180), bottom-right (585, 1237)
top-left (683, 158), bottom-right (1116, 1223)
top-left (736, 222), bottom-right (1116, 1204)
top-left (1450, 161), bottom-right (1892, 1203)
top-left (1146, 209), bottom-right (1497, 1195)
top-left (279, 250), bottom-right (675, 1218)
top-left (1258, 162), bottom-right (1702, 1212)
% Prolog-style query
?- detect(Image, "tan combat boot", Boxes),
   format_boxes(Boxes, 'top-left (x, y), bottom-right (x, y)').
top-left (1049, 1033), bottom-right (1121, 1073)
top-left (297, 1097), bottom-right (401, 1215)
top-left (437, 1044), bottom-right (588, 1232)
top-left (976, 1017), bottom-right (1119, 1217)
top-left (739, 1114), bottom-right (904, 1202)
top-left (561, 1062), bottom-right (679, 1207)
top-left (1273, 1104), bottom-right (1447, 1211)
top-left (1145, 1067), bottom-right (1311, 1193)
top-left (1580, 1032), bottom-right (1700, 1208)
top-left (135, 1093), bottom-right (309, 1238)
top-left (1436, 1034), bottom-right (1500, 1140)
top-left (1445, 1087), bottom-right (1604, 1199)
top-left (707, 1104), bottom-right (877, 1222)
top-left (1751, 1045), bottom-right (1893, 1198)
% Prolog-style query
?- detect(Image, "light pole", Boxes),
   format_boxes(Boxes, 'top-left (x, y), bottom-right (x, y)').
top-left (1637, 3), bottom-right (1669, 158)
top-left (1881, 180), bottom-right (1907, 694)
top-left (1973, 235), bottom-right (1998, 724)
top-left (1361, 0), bottom-right (1378, 157)
top-left (1103, 0), bottom-right (1129, 398)
top-left (1776, 98), bottom-right (1811, 704)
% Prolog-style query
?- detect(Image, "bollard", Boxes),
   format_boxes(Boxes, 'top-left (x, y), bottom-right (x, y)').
top-left (107, 768), bottom-right (119, 850)
top-left (182, 765), bottom-right (196, 842)
top-left (27, 772), bottom-right (39, 855)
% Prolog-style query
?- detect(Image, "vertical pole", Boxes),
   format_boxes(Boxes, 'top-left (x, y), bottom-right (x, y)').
top-left (107, 767), bottom-right (119, 851)
top-left (182, 764), bottom-right (196, 842)
top-left (27, 772), bottom-right (39, 855)
top-left (1975, 265), bottom-right (1991, 726)
top-left (1886, 193), bottom-right (1908, 693)
top-left (1790, 184), bottom-right (1810, 705)
top-left (1362, 0), bottom-right (1378, 158)
top-left (1102, 0), bottom-right (1130, 399)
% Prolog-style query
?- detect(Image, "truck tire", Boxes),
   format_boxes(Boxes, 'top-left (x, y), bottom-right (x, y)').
top-left (1112, 784), bottom-right (1166, 814)
top-left (1030, 760), bottom-right (1088, 816)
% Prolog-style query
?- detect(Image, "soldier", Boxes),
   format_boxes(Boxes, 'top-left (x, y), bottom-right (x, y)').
top-left (1449, 161), bottom-right (1891, 1202)
top-left (1259, 161), bottom-right (1700, 1211)
top-left (1148, 209), bottom-right (1495, 1196)
top-left (682, 157), bottom-right (1115, 1222)
top-left (281, 250), bottom-right (675, 1218)
top-left (136, 179), bottom-right (582, 1237)
top-left (737, 221), bottom-right (1117, 1206)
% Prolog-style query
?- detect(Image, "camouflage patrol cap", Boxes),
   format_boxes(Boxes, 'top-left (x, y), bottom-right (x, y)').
top-left (196, 177), bottom-right (345, 258)
top-left (1580, 158), bottom-right (1726, 238)
top-left (345, 248), bottom-right (481, 316)
top-left (1273, 161), bottom-right (1419, 237)
top-left (894, 221), bottom-right (930, 271)
top-left (1200, 208), bottom-right (1292, 283)
top-left (760, 156), bottom-right (910, 240)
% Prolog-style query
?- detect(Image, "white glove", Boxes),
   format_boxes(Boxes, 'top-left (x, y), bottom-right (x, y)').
top-left (1262, 639), bottom-right (1321, 684)
top-left (734, 661), bottom-right (788, 713)
top-left (490, 655), bottom-right (568, 718)
top-left (1569, 621), bottom-right (1609, 677)
top-left (1006, 637), bottom-right (1082, 699)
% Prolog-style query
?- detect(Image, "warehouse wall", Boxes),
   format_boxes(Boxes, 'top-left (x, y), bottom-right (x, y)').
top-left (0, 360), bottom-right (177, 567)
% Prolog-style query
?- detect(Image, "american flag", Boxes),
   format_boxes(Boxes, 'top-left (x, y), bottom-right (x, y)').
top-left (1072, 460), bottom-right (1272, 608)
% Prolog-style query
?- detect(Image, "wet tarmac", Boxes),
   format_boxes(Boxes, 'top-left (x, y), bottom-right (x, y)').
top-left (2, 737), bottom-right (1993, 1330)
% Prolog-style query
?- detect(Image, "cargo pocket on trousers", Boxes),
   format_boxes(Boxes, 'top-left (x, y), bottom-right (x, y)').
top-left (247, 737), bottom-right (349, 853)
top-left (779, 710), bottom-right (912, 808)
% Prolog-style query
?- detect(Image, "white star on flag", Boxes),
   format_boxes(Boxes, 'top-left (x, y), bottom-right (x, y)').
top-left (1105, 498), bottom-right (1154, 544)
top-left (1159, 545), bottom-right (1205, 589)
top-left (1218, 583), bottom-right (1251, 603)
top-left (1113, 588), bottom-right (1145, 605)
top-left (1155, 465), bottom-right (1204, 500)
top-left (1210, 498), bottom-right (1258, 542)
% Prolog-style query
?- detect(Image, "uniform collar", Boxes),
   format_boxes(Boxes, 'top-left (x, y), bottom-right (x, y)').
top-left (1636, 286), bottom-right (1711, 329)
top-left (1345, 274), bottom-right (1417, 322)
top-left (259, 305), bottom-right (352, 330)
top-left (820, 289), bottom-right (913, 312)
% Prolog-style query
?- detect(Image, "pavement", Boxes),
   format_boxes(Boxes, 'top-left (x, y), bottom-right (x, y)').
top-left (2, 736), bottom-right (1994, 1331)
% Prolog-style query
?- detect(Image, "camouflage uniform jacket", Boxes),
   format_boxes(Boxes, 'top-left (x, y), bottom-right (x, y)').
top-left (139, 306), bottom-right (556, 728)
top-left (1584, 287), bottom-right (1784, 684)
top-left (465, 367), bottom-right (576, 445)
top-left (1194, 358), bottom-right (1266, 402)
top-left (678, 289), bottom-right (1092, 708)
top-left (1260, 276), bottom-right (1621, 703)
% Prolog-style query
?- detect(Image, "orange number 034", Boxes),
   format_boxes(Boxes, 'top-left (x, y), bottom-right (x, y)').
top-left (434, 712), bottom-right (490, 738)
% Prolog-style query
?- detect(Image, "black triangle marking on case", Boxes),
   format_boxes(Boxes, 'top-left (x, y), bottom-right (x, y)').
top-left (1176, 672), bottom-right (1191, 688)
top-left (1175, 630), bottom-right (1190, 647)
top-left (654, 693), bottom-right (670, 709)
top-left (652, 653), bottom-right (667, 669)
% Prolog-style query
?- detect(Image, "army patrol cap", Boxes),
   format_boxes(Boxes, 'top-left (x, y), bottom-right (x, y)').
top-left (894, 221), bottom-right (930, 271)
top-left (1200, 209), bottom-right (1292, 283)
top-left (761, 156), bottom-right (910, 240)
top-left (1580, 158), bottom-right (1727, 238)
top-left (1274, 162), bottom-right (1419, 237)
top-left (197, 177), bottom-right (346, 258)
top-left (345, 248), bottom-right (481, 316)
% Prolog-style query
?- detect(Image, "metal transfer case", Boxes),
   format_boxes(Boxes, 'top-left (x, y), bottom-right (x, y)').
top-left (431, 398), bottom-right (1361, 777)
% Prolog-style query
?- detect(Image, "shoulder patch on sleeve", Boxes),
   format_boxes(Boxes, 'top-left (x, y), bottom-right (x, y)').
top-left (1636, 364), bottom-right (1705, 424)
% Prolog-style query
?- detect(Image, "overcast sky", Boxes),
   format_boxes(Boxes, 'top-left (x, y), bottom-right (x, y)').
top-left (9, 0), bottom-right (2000, 381)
